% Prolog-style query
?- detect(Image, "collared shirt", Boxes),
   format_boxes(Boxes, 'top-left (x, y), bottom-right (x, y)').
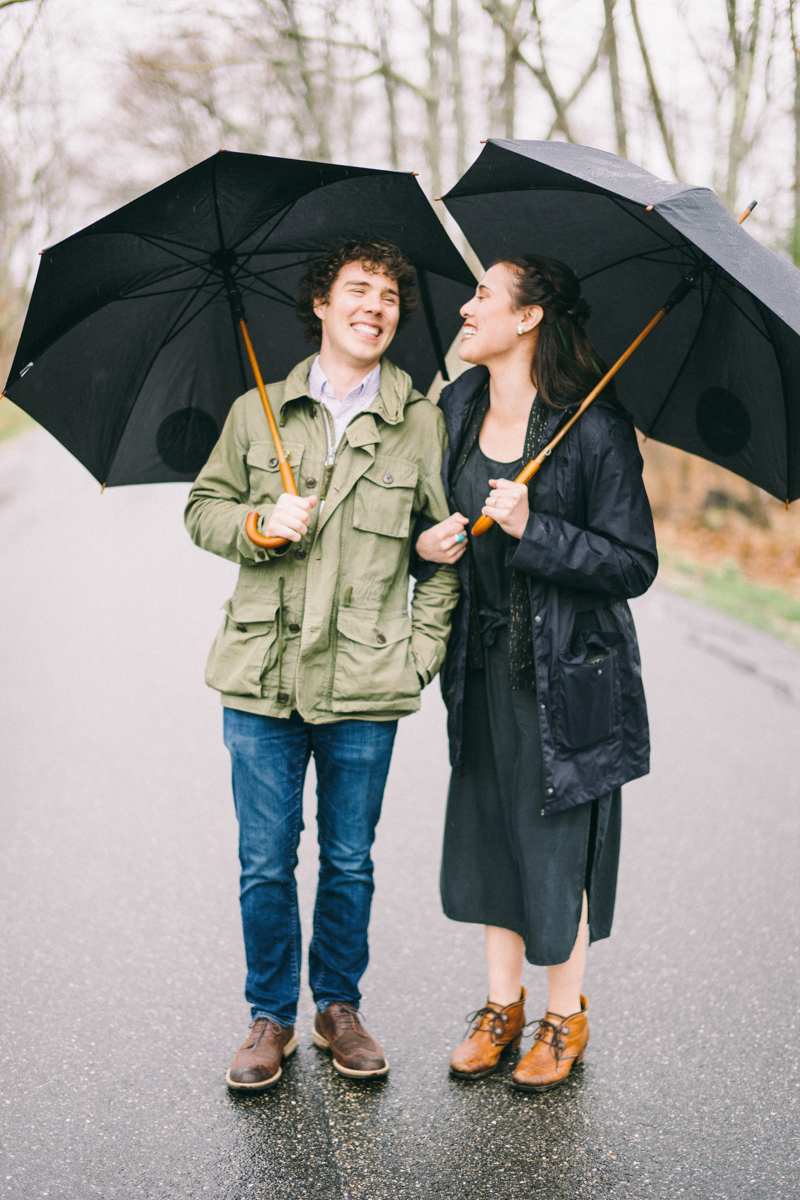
top-left (308, 356), bottom-right (381, 449)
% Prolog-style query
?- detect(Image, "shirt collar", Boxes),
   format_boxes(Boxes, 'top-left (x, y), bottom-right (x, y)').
top-left (308, 356), bottom-right (381, 406)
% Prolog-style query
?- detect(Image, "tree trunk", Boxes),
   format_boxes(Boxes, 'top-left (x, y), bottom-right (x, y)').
top-left (629, 0), bottom-right (681, 179)
top-left (422, 0), bottom-right (442, 198)
top-left (789, 0), bottom-right (800, 264)
top-left (373, 0), bottom-right (400, 170)
top-left (722, 0), bottom-right (763, 212)
top-left (603, 0), bottom-right (627, 158)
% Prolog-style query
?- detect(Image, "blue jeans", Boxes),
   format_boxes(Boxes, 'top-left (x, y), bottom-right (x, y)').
top-left (223, 707), bottom-right (397, 1027)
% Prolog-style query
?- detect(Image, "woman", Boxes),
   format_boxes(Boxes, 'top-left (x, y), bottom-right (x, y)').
top-left (415, 255), bottom-right (657, 1092)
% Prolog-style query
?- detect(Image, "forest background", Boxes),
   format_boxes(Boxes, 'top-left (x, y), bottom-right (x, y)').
top-left (3, 0), bottom-right (800, 643)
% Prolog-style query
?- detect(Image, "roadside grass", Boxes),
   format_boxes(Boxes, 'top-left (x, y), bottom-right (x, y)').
top-left (0, 398), bottom-right (36, 444)
top-left (657, 549), bottom-right (800, 650)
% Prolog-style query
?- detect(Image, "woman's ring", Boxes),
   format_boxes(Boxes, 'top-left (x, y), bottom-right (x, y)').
top-left (487, 497), bottom-right (496, 506)
top-left (455, 532), bottom-right (466, 544)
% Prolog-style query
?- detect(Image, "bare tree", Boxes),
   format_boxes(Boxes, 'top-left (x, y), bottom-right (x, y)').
top-left (789, 0), bottom-right (800, 264)
top-left (629, 0), bottom-right (682, 178)
top-left (722, 0), bottom-right (764, 210)
top-left (603, 0), bottom-right (628, 158)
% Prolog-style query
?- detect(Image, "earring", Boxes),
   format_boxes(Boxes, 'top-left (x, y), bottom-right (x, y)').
top-left (516, 324), bottom-right (524, 335)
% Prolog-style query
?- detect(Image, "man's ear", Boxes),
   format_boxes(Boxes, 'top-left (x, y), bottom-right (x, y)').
top-left (312, 296), bottom-right (328, 323)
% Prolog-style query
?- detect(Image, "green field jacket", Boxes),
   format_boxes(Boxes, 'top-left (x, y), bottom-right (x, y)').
top-left (184, 355), bottom-right (460, 723)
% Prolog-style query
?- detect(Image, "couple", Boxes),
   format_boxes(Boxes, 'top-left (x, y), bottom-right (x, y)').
top-left (185, 235), bottom-right (656, 1095)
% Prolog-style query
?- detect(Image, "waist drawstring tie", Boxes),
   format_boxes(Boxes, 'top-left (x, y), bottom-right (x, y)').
top-left (275, 576), bottom-right (286, 702)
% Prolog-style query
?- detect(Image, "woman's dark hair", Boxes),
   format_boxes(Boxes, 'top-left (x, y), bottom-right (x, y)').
top-left (296, 236), bottom-right (419, 343)
top-left (496, 254), bottom-right (615, 410)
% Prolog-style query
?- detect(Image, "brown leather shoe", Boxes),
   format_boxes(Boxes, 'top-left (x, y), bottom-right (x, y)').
top-left (226, 1018), bottom-right (298, 1092)
top-left (449, 988), bottom-right (527, 1080)
top-left (312, 1002), bottom-right (389, 1078)
top-left (511, 995), bottom-right (589, 1092)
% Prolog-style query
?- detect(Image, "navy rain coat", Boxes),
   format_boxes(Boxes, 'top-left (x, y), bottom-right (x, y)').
top-left (422, 365), bottom-right (658, 815)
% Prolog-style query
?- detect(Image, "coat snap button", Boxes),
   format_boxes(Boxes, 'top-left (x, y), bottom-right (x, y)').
top-left (288, 623), bottom-right (300, 633)
top-left (268, 457), bottom-right (278, 468)
top-left (382, 473), bottom-right (394, 484)
top-left (534, 615), bottom-right (542, 623)
top-left (540, 702), bottom-right (546, 710)
top-left (376, 633), bottom-right (387, 644)
top-left (546, 787), bottom-right (554, 795)
top-left (277, 691), bottom-right (289, 704)
top-left (256, 550), bottom-right (266, 560)
top-left (305, 477), bottom-right (317, 487)
top-left (236, 623), bottom-right (247, 632)
top-left (295, 548), bottom-right (307, 560)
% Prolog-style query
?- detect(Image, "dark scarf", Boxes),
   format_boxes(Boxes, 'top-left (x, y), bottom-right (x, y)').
top-left (454, 385), bottom-right (548, 689)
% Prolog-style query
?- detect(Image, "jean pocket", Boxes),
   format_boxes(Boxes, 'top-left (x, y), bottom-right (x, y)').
top-left (556, 648), bottom-right (617, 751)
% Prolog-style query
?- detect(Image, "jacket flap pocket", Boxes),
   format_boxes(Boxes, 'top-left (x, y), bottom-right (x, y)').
top-left (246, 441), bottom-right (305, 473)
top-left (224, 597), bottom-right (278, 625)
top-left (337, 608), bottom-right (412, 647)
top-left (361, 456), bottom-right (418, 490)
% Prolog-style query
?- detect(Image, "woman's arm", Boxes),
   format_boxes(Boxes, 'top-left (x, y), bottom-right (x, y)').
top-left (501, 413), bottom-right (658, 599)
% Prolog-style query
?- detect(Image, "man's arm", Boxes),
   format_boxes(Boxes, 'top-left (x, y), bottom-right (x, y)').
top-left (184, 396), bottom-right (286, 565)
top-left (409, 408), bottom-right (461, 683)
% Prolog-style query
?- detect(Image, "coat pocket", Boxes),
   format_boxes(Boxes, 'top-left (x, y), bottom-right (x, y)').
top-left (332, 608), bottom-right (420, 712)
top-left (556, 632), bottom-right (619, 751)
top-left (352, 456), bottom-right (418, 539)
top-left (205, 599), bottom-right (280, 697)
top-left (246, 441), bottom-right (305, 504)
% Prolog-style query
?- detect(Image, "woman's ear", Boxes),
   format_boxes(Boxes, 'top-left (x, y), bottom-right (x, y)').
top-left (518, 305), bottom-right (543, 335)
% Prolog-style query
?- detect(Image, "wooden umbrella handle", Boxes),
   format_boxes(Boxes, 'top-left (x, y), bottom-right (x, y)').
top-left (238, 318), bottom-right (299, 550)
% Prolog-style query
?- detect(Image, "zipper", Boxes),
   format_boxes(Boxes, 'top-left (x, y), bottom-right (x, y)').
top-left (317, 404), bottom-right (337, 511)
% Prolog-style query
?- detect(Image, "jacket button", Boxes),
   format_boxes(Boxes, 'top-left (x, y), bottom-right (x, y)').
top-left (295, 548), bottom-right (307, 560)
top-left (546, 787), bottom-right (554, 795)
top-left (268, 457), bottom-right (278, 468)
top-left (288, 623), bottom-right (300, 633)
top-left (277, 691), bottom-right (289, 704)
top-left (305, 477), bottom-right (317, 487)
top-left (236, 623), bottom-right (247, 632)
top-left (382, 473), bottom-right (394, 484)
top-left (540, 702), bottom-right (546, 710)
top-left (256, 550), bottom-right (266, 560)
top-left (309, 405), bottom-right (317, 417)
top-left (534, 615), bottom-right (542, 623)
top-left (376, 633), bottom-right (387, 644)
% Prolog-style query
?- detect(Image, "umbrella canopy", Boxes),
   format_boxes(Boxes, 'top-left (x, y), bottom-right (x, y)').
top-left (443, 139), bottom-right (800, 503)
top-left (5, 152), bottom-right (476, 486)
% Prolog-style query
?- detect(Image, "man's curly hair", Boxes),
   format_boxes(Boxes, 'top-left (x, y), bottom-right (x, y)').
top-left (296, 236), bottom-right (418, 343)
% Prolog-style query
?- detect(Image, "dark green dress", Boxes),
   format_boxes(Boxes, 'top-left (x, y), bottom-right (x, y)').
top-left (440, 442), bottom-right (622, 966)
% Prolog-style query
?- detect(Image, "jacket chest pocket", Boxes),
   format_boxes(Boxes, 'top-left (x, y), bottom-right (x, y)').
top-left (246, 441), bottom-right (305, 504)
top-left (205, 600), bottom-right (279, 697)
top-left (353, 456), bottom-right (418, 539)
top-left (556, 646), bottom-right (618, 751)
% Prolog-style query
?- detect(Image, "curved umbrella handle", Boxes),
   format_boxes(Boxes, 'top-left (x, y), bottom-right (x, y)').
top-left (237, 317), bottom-right (299, 550)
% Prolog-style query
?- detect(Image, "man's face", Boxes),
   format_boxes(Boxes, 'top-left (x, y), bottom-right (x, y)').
top-left (313, 261), bottom-right (401, 368)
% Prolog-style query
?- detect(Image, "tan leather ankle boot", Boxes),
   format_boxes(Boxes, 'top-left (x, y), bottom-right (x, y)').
top-left (511, 994), bottom-right (589, 1092)
top-left (449, 988), bottom-right (526, 1079)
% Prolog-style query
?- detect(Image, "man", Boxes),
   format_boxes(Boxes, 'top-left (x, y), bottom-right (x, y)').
top-left (185, 236), bottom-right (459, 1090)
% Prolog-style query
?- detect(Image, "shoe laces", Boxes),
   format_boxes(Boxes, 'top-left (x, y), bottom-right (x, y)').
top-left (249, 1017), bottom-right (282, 1048)
top-left (463, 1005), bottom-right (511, 1046)
top-left (522, 1016), bottom-right (568, 1062)
top-left (326, 1003), bottom-right (366, 1037)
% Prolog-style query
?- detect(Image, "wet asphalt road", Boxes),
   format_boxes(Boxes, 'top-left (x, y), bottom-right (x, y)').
top-left (1, 429), bottom-right (799, 1200)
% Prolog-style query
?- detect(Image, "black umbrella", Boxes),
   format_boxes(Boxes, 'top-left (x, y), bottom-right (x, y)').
top-left (4, 151), bottom-right (475, 500)
top-left (442, 139), bottom-right (800, 522)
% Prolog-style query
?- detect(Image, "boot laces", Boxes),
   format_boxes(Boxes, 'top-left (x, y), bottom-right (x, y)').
top-left (463, 1006), bottom-right (512, 1046)
top-left (522, 1016), bottom-right (568, 1061)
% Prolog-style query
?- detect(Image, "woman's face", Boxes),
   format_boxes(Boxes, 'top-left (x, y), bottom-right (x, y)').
top-left (458, 262), bottom-right (541, 365)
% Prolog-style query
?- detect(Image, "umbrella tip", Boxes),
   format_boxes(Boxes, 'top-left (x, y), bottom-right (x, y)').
top-left (433, 197), bottom-right (442, 202)
top-left (645, 205), bottom-right (654, 212)
top-left (220, 147), bottom-right (226, 152)
top-left (101, 482), bottom-right (107, 494)
top-left (411, 171), bottom-right (419, 176)
top-left (737, 200), bottom-right (757, 223)
top-left (480, 139), bottom-right (488, 144)
top-left (786, 498), bottom-right (790, 511)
